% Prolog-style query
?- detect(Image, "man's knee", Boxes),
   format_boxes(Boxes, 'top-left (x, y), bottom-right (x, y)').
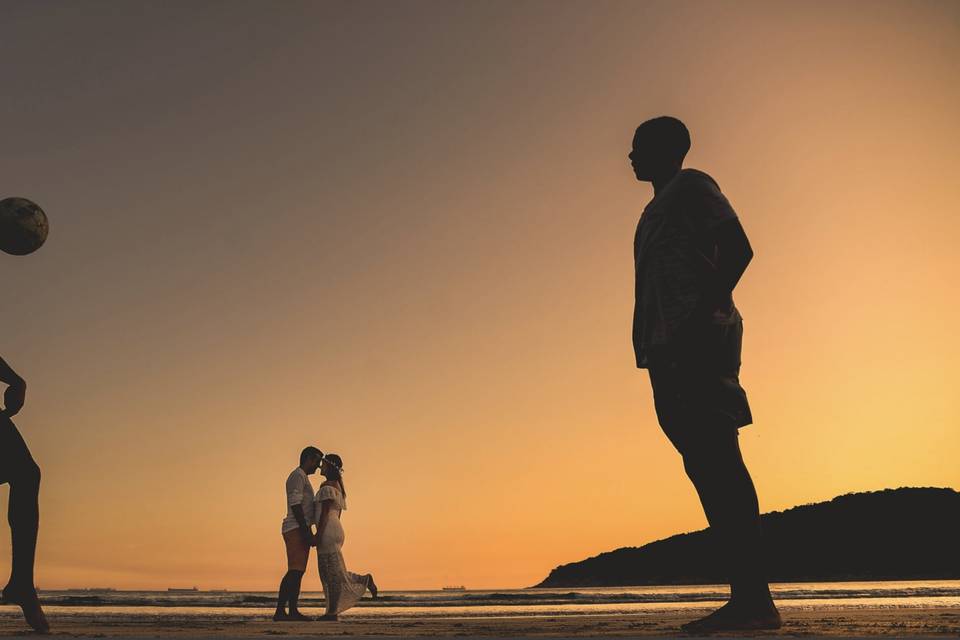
top-left (681, 429), bottom-right (739, 473)
top-left (681, 453), bottom-right (705, 481)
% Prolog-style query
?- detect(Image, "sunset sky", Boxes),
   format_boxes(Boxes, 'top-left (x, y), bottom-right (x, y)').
top-left (0, 0), bottom-right (957, 591)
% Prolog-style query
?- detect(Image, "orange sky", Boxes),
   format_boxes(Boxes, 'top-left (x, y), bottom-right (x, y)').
top-left (0, 0), bottom-right (958, 591)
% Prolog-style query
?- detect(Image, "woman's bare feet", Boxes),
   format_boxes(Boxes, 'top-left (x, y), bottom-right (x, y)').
top-left (318, 613), bottom-right (339, 621)
top-left (681, 598), bottom-right (781, 633)
top-left (367, 573), bottom-right (379, 599)
top-left (2, 584), bottom-right (50, 633)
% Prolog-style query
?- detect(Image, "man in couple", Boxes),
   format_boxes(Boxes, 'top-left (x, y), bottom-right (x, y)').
top-left (629, 116), bottom-right (781, 632)
top-left (275, 447), bottom-right (377, 622)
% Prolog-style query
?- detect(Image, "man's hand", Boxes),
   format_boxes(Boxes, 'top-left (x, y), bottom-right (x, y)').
top-left (300, 528), bottom-right (313, 547)
top-left (3, 379), bottom-right (26, 417)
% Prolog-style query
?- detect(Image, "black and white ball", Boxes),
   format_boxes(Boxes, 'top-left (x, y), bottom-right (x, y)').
top-left (0, 197), bottom-right (49, 256)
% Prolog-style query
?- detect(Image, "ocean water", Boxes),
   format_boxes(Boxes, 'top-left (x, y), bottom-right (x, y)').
top-left (19, 580), bottom-right (960, 619)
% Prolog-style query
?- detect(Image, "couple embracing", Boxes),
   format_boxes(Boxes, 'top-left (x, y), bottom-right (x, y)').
top-left (275, 447), bottom-right (378, 622)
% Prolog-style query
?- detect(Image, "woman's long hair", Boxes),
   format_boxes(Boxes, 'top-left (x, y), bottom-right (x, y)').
top-left (324, 453), bottom-right (346, 498)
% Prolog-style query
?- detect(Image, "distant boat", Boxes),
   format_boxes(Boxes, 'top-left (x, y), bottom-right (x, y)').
top-left (79, 588), bottom-right (116, 593)
top-left (442, 585), bottom-right (466, 591)
top-left (167, 587), bottom-right (199, 592)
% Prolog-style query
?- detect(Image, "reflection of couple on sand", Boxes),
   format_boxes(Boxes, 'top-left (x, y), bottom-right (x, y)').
top-left (274, 447), bottom-right (378, 622)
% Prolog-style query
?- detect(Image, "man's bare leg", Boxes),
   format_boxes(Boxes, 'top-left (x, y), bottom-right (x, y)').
top-left (1, 419), bottom-right (49, 633)
top-left (679, 429), bottom-right (780, 632)
top-left (274, 569), bottom-right (310, 621)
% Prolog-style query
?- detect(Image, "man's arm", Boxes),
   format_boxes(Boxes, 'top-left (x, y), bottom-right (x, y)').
top-left (291, 504), bottom-right (312, 545)
top-left (695, 217), bottom-right (753, 317)
top-left (0, 355), bottom-right (26, 417)
top-left (285, 473), bottom-right (314, 544)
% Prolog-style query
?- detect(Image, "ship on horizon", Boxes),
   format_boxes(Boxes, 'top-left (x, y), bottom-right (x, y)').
top-left (167, 586), bottom-right (199, 593)
top-left (441, 585), bottom-right (466, 591)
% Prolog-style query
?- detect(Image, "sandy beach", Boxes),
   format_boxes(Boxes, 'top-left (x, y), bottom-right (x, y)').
top-left (2, 606), bottom-right (959, 638)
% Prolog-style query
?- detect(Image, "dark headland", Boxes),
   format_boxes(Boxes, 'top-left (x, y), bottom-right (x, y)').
top-left (535, 487), bottom-right (960, 587)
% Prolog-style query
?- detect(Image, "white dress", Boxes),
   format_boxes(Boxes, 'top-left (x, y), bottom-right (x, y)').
top-left (314, 483), bottom-right (370, 615)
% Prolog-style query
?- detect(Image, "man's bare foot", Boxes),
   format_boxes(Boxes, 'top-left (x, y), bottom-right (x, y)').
top-left (318, 613), bottom-right (339, 621)
top-left (681, 599), bottom-right (781, 633)
top-left (2, 584), bottom-right (50, 633)
top-left (273, 611), bottom-right (289, 622)
top-left (367, 573), bottom-right (379, 599)
top-left (287, 611), bottom-right (313, 621)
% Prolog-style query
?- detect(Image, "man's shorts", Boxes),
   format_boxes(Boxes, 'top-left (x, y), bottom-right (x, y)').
top-left (646, 316), bottom-right (753, 455)
top-left (282, 528), bottom-right (311, 571)
top-left (0, 414), bottom-right (37, 485)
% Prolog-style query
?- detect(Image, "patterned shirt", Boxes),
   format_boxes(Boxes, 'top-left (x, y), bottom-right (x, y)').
top-left (633, 168), bottom-right (741, 368)
top-left (281, 467), bottom-right (316, 534)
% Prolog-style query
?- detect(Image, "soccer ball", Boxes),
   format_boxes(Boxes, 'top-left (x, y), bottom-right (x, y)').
top-left (0, 197), bottom-right (49, 256)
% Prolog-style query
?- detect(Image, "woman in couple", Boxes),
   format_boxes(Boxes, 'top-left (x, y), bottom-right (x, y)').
top-left (313, 454), bottom-right (379, 621)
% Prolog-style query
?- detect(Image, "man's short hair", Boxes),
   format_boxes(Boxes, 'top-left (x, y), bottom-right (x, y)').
top-left (300, 446), bottom-right (323, 465)
top-left (636, 116), bottom-right (691, 163)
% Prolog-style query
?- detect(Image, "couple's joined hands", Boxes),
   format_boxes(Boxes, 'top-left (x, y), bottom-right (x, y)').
top-left (301, 530), bottom-right (318, 548)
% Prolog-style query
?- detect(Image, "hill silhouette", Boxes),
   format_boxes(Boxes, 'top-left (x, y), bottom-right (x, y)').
top-left (535, 487), bottom-right (960, 587)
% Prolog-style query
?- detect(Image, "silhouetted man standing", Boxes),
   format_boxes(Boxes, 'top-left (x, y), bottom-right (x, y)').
top-left (0, 356), bottom-right (48, 632)
top-left (274, 446), bottom-right (323, 622)
top-left (629, 116), bottom-right (781, 631)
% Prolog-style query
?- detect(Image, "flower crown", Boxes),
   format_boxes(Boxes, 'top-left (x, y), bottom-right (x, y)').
top-left (323, 456), bottom-right (344, 474)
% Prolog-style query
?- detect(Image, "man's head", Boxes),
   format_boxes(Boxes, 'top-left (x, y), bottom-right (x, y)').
top-left (299, 446), bottom-right (323, 474)
top-left (629, 116), bottom-right (690, 182)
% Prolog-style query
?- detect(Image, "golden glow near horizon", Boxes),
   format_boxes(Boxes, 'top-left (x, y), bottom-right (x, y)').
top-left (0, 1), bottom-right (958, 590)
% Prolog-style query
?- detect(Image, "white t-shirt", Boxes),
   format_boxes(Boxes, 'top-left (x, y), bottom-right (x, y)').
top-left (281, 467), bottom-right (316, 534)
